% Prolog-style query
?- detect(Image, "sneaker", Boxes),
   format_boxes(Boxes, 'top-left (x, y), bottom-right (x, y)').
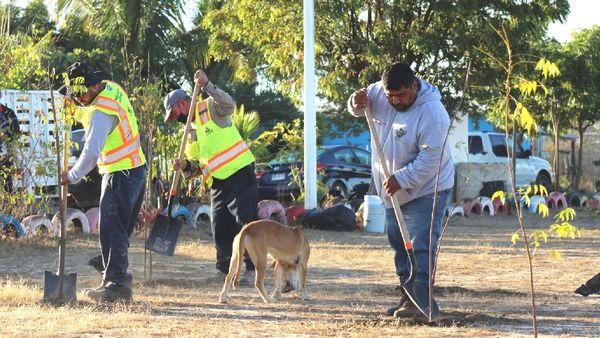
top-left (88, 255), bottom-right (104, 274)
top-left (237, 269), bottom-right (256, 285)
top-left (84, 282), bottom-right (132, 303)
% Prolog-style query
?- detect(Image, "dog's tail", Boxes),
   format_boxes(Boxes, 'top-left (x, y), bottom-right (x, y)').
top-left (232, 226), bottom-right (248, 288)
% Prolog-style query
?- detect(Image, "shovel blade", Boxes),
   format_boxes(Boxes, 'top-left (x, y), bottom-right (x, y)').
top-left (43, 271), bottom-right (77, 304)
top-left (402, 279), bottom-right (439, 322)
top-left (145, 213), bottom-right (182, 256)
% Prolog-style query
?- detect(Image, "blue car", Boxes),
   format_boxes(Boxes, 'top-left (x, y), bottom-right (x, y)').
top-left (256, 145), bottom-right (371, 202)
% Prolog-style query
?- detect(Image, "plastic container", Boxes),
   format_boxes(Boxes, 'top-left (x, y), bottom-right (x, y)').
top-left (363, 195), bottom-right (385, 233)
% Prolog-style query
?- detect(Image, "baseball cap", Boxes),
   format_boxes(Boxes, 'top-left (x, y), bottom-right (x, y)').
top-left (163, 89), bottom-right (190, 122)
top-left (59, 62), bottom-right (106, 95)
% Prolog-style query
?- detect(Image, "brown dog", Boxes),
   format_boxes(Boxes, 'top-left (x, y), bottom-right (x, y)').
top-left (218, 220), bottom-right (310, 303)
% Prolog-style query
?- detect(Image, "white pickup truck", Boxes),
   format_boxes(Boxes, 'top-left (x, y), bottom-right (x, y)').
top-left (453, 131), bottom-right (554, 200)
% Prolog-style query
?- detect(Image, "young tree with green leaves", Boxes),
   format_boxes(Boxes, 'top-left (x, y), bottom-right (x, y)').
top-left (560, 26), bottom-right (600, 191)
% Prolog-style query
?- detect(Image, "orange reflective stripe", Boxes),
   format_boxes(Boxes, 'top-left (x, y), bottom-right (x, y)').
top-left (101, 147), bottom-right (143, 167)
top-left (95, 96), bottom-right (120, 112)
top-left (127, 153), bottom-right (143, 167)
top-left (212, 139), bottom-right (244, 160)
top-left (99, 134), bottom-right (142, 165)
top-left (96, 95), bottom-right (134, 141)
top-left (105, 133), bottom-right (139, 156)
top-left (196, 100), bottom-right (211, 126)
top-left (201, 140), bottom-right (250, 181)
top-left (209, 147), bottom-right (250, 174)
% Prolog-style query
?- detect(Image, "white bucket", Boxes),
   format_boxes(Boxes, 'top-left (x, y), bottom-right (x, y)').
top-left (363, 195), bottom-right (385, 233)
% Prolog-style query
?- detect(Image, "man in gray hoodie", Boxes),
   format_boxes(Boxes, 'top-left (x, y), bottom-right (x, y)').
top-left (348, 62), bottom-right (454, 318)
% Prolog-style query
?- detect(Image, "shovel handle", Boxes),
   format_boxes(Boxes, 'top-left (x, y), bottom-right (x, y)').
top-left (48, 71), bottom-right (69, 300)
top-left (363, 106), bottom-right (415, 260)
top-left (167, 82), bottom-right (202, 217)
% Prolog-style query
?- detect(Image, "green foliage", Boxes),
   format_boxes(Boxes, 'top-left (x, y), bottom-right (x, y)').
top-left (509, 185), bottom-right (580, 258)
top-left (477, 26), bottom-right (561, 137)
top-left (554, 207), bottom-right (576, 222)
top-left (231, 104), bottom-right (260, 142)
top-left (202, 0), bottom-right (568, 126)
top-left (0, 32), bottom-right (54, 89)
top-left (250, 118), bottom-right (307, 164)
top-left (550, 221), bottom-right (580, 239)
top-left (56, 0), bottom-right (185, 83)
top-left (288, 166), bottom-right (329, 206)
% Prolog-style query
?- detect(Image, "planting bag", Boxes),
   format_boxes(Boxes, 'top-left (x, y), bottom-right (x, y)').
top-left (297, 205), bottom-right (355, 231)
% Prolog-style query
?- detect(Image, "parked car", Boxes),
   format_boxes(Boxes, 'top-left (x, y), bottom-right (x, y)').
top-left (467, 131), bottom-right (553, 191)
top-left (256, 145), bottom-right (371, 202)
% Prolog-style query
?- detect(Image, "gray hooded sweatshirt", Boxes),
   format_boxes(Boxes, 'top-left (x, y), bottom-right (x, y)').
top-left (348, 78), bottom-right (455, 208)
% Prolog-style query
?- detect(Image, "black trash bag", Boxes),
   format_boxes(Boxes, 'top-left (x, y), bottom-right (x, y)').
top-left (297, 204), bottom-right (356, 231)
top-left (575, 273), bottom-right (600, 296)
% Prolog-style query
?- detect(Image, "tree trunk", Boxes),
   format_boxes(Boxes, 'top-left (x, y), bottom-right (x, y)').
top-left (511, 117), bottom-right (517, 188)
top-left (552, 99), bottom-right (560, 192)
top-left (575, 124), bottom-right (586, 192)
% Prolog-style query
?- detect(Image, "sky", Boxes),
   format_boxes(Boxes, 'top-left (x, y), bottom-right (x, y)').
top-left (5, 0), bottom-right (599, 42)
top-left (547, 0), bottom-right (599, 42)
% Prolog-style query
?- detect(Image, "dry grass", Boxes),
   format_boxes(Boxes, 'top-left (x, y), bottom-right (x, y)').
top-left (1, 210), bottom-right (599, 337)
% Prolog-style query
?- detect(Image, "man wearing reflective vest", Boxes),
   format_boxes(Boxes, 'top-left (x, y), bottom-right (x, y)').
top-left (59, 62), bottom-right (147, 303)
top-left (164, 69), bottom-right (258, 281)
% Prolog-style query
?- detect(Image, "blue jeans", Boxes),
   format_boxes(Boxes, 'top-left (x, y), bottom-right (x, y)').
top-left (99, 165), bottom-right (146, 288)
top-left (385, 189), bottom-right (451, 291)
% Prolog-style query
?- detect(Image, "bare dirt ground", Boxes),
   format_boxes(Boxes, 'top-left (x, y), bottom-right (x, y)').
top-left (1, 209), bottom-right (599, 337)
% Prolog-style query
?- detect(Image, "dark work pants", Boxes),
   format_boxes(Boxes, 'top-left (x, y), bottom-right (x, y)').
top-left (210, 163), bottom-right (258, 274)
top-left (99, 165), bottom-right (146, 288)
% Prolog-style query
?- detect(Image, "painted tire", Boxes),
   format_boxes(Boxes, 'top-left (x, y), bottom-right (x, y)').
top-left (51, 208), bottom-right (90, 234)
top-left (21, 215), bottom-right (53, 237)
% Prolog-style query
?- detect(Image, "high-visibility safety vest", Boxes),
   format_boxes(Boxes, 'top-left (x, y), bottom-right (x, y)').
top-left (187, 99), bottom-right (254, 187)
top-left (79, 80), bottom-right (146, 174)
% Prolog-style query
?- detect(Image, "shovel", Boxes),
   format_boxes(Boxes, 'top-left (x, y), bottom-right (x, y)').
top-left (146, 82), bottom-right (201, 256)
top-left (364, 106), bottom-right (438, 321)
top-left (43, 81), bottom-right (77, 304)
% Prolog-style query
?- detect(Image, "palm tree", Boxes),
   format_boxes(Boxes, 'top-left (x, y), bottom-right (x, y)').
top-left (56, 0), bottom-right (185, 79)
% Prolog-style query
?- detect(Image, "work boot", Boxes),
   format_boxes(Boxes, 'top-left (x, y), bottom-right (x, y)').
top-left (84, 282), bottom-right (132, 303)
top-left (206, 270), bottom-right (227, 283)
top-left (393, 297), bottom-right (439, 319)
top-left (88, 255), bottom-right (104, 274)
top-left (237, 269), bottom-right (256, 286)
top-left (386, 288), bottom-right (410, 316)
top-left (281, 280), bottom-right (295, 293)
top-left (393, 300), bottom-right (423, 318)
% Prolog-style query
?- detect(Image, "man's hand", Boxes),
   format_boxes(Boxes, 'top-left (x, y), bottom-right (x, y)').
top-left (194, 70), bottom-right (209, 87)
top-left (173, 158), bottom-right (190, 171)
top-left (383, 175), bottom-right (401, 197)
top-left (60, 171), bottom-right (70, 185)
top-left (351, 88), bottom-right (369, 109)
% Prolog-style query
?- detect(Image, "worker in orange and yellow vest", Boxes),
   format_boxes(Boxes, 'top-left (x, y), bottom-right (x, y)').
top-left (164, 69), bottom-right (258, 282)
top-left (59, 62), bottom-right (146, 303)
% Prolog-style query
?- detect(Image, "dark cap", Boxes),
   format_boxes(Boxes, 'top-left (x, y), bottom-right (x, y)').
top-left (163, 89), bottom-right (190, 122)
top-left (59, 62), bottom-right (106, 95)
